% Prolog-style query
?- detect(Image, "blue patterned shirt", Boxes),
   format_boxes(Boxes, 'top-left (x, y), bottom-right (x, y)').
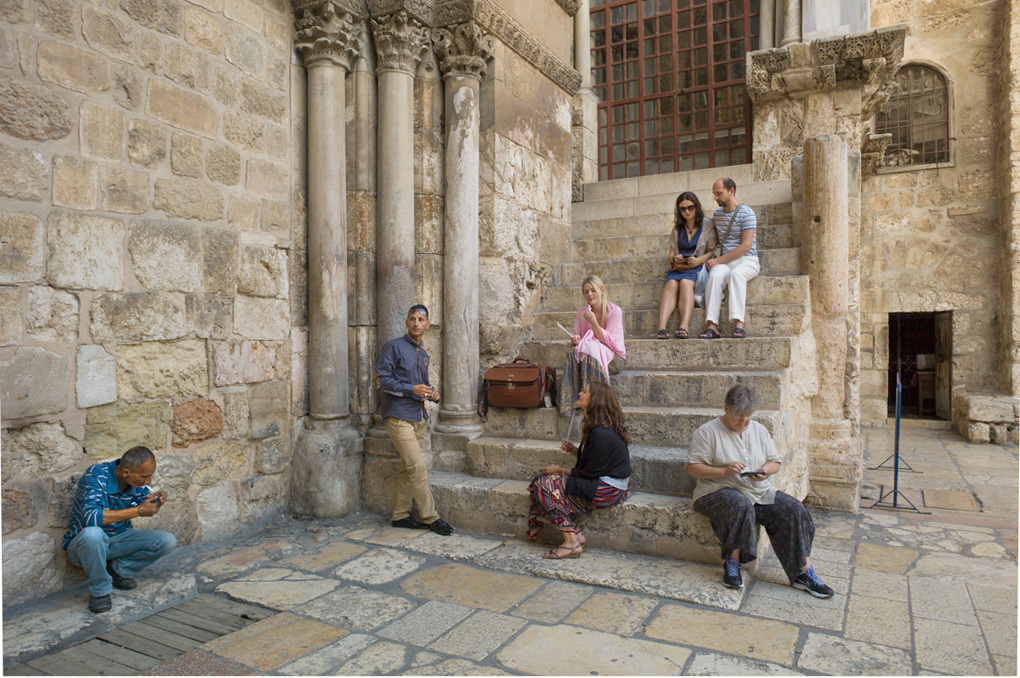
top-left (376, 334), bottom-right (432, 422)
top-left (61, 459), bottom-right (151, 549)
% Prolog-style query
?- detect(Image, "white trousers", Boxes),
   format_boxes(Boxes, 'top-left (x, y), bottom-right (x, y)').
top-left (705, 256), bottom-right (760, 325)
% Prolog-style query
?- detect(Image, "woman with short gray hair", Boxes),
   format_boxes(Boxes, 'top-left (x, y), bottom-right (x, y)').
top-left (684, 385), bottom-right (834, 598)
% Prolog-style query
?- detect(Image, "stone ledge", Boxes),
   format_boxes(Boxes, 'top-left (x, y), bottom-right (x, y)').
top-left (952, 392), bottom-right (1020, 444)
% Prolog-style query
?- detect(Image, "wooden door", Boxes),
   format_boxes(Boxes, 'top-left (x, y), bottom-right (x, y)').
top-left (935, 311), bottom-right (952, 420)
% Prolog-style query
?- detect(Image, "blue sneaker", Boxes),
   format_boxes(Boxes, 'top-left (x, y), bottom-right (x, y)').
top-left (723, 558), bottom-right (743, 589)
top-left (792, 566), bottom-right (834, 598)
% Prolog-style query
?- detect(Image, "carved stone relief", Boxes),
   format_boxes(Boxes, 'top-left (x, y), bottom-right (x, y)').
top-left (371, 10), bottom-right (431, 73)
top-left (294, 1), bottom-right (366, 69)
top-left (433, 22), bottom-right (494, 79)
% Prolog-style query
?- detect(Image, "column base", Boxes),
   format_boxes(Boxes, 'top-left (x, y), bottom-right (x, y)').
top-left (433, 409), bottom-right (482, 472)
top-left (806, 418), bottom-right (862, 513)
top-left (289, 417), bottom-right (363, 518)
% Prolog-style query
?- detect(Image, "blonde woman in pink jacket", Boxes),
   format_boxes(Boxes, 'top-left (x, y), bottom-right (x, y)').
top-left (558, 275), bottom-right (627, 414)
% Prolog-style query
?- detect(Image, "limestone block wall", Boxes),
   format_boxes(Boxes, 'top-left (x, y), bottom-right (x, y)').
top-left (479, 37), bottom-right (573, 363)
top-left (999, 0), bottom-right (1020, 398)
top-left (0, 0), bottom-right (300, 606)
top-left (859, 0), bottom-right (1002, 425)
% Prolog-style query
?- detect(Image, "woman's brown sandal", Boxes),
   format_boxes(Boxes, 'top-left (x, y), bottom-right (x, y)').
top-left (542, 544), bottom-right (583, 559)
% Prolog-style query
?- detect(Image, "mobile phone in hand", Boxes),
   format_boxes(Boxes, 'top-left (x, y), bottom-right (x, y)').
top-left (740, 469), bottom-right (765, 478)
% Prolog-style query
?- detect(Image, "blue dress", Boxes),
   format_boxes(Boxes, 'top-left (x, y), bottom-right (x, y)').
top-left (665, 223), bottom-right (704, 283)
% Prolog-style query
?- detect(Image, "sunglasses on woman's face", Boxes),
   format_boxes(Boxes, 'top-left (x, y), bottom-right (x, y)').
top-left (679, 204), bottom-right (696, 212)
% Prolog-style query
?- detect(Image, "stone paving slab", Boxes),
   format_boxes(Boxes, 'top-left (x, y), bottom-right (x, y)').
top-left (496, 624), bottom-right (692, 675)
top-left (300, 585), bottom-right (416, 632)
top-left (332, 547), bottom-right (427, 584)
top-left (376, 600), bottom-right (474, 646)
top-left (399, 563), bottom-right (544, 613)
top-left (201, 612), bottom-right (347, 671)
top-left (214, 567), bottom-right (340, 609)
top-left (562, 591), bottom-right (659, 635)
top-left (427, 610), bottom-right (526, 661)
top-left (923, 489), bottom-right (979, 511)
top-left (796, 632), bottom-right (913, 675)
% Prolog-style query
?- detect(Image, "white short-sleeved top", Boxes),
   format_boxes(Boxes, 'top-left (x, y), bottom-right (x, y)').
top-left (687, 417), bottom-right (781, 504)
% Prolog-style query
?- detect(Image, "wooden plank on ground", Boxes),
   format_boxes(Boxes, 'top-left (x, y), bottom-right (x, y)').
top-left (117, 620), bottom-right (201, 652)
top-left (194, 594), bottom-right (273, 621)
top-left (96, 627), bottom-right (182, 660)
top-left (173, 598), bottom-right (254, 629)
top-left (24, 651), bottom-right (97, 676)
top-left (5, 663), bottom-right (47, 675)
top-left (49, 645), bottom-right (129, 676)
top-left (156, 606), bottom-right (243, 635)
top-left (77, 639), bottom-right (161, 671)
top-left (135, 614), bottom-right (219, 643)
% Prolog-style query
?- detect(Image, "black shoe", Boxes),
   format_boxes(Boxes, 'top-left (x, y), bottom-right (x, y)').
top-left (107, 562), bottom-right (137, 590)
top-left (427, 518), bottom-right (453, 536)
top-left (792, 566), bottom-right (834, 598)
top-left (89, 594), bottom-right (112, 613)
top-left (723, 558), bottom-right (743, 589)
top-left (391, 517), bottom-right (427, 530)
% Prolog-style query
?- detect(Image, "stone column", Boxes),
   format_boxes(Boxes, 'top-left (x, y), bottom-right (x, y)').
top-left (573, 0), bottom-right (590, 89)
top-left (802, 134), bottom-right (860, 511)
top-left (780, 0), bottom-right (801, 46)
top-left (290, 0), bottom-right (364, 518)
top-left (760, 0), bottom-right (775, 49)
top-left (373, 10), bottom-right (430, 347)
top-left (571, 0), bottom-right (598, 201)
top-left (432, 22), bottom-right (493, 444)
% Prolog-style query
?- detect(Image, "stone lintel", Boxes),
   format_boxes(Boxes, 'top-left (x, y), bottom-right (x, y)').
top-left (746, 25), bottom-right (906, 111)
top-left (367, 0), bottom-right (435, 26)
top-left (295, 3), bottom-right (366, 70)
top-left (434, 0), bottom-right (580, 94)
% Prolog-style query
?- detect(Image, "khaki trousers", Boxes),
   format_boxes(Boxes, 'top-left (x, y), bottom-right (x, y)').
top-left (384, 417), bottom-right (438, 523)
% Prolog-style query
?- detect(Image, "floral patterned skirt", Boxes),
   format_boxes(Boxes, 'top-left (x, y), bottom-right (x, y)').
top-left (558, 351), bottom-right (608, 415)
top-left (527, 473), bottom-right (627, 539)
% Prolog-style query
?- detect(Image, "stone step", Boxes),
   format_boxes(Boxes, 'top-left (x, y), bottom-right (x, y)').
top-left (518, 336), bottom-right (793, 371)
top-left (465, 437), bottom-right (696, 497)
top-left (611, 369), bottom-right (785, 409)
top-left (482, 405), bottom-right (781, 448)
top-left (573, 179), bottom-right (792, 222)
top-left (580, 163), bottom-right (755, 203)
top-left (571, 203), bottom-right (794, 242)
top-left (546, 273), bottom-right (809, 308)
top-left (571, 234), bottom-right (802, 275)
top-left (532, 302), bottom-right (809, 340)
top-left (428, 470), bottom-right (724, 566)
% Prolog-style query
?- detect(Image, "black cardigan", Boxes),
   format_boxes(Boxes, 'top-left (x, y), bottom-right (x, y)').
top-left (565, 426), bottom-right (631, 502)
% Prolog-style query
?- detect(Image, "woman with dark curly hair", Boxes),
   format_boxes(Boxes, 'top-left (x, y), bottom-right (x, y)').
top-left (656, 191), bottom-right (718, 339)
top-left (527, 381), bottom-right (631, 559)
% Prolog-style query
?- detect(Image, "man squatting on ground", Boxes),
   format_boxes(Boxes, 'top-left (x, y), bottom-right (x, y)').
top-left (376, 304), bottom-right (454, 536)
top-left (686, 385), bottom-right (834, 597)
top-left (62, 446), bottom-right (177, 613)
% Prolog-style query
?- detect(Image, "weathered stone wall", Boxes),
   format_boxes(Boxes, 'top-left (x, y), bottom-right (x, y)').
top-left (479, 39), bottom-right (573, 364)
top-left (0, 0), bottom-right (297, 606)
top-left (859, 0), bottom-right (1002, 425)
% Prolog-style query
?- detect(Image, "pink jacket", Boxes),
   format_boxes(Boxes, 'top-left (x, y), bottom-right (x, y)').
top-left (573, 302), bottom-right (626, 376)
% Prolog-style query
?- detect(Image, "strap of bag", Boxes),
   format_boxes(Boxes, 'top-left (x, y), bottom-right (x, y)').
top-left (719, 204), bottom-right (742, 248)
top-left (476, 380), bottom-right (489, 421)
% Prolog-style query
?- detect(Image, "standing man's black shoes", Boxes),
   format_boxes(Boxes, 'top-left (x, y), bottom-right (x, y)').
top-left (89, 594), bottom-right (112, 613)
top-left (392, 517), bottom-right (427, 530)
top-left (427, 518), bottom-right (453, 536)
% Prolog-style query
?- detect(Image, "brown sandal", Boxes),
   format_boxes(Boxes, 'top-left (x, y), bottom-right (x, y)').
top-left (542, 544), bottom-right (583, 559)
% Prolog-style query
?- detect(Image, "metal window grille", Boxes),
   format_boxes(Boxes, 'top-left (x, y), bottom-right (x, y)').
top-left (876, 65), bottom-right (950, 167)
top-left (590, 0), bottom-right (759, 180)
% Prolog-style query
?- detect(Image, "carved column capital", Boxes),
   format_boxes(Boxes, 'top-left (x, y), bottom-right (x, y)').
top-left (371, 10), bottom-right (431, 73)
top-left (432, 22), bottom-right (493, 79)
top-left (294, 1), bottom-right (365, 70)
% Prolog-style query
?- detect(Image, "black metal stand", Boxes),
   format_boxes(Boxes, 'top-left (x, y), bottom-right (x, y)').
top-left (868, 373), bottom-right (930, 514)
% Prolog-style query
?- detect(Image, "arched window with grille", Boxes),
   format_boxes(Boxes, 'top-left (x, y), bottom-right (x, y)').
top-left (875, 64), bottom-right (951, 168)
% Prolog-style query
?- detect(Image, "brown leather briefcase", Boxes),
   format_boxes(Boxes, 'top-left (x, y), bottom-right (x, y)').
top-left (476, 356), bottom-right (557, 420)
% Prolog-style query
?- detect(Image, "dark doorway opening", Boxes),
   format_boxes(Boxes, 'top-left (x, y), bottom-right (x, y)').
top-left (888, 311), bottom-right (952, 420)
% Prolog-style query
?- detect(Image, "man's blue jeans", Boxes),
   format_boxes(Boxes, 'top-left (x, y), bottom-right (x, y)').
top-left (66, 527), bottom-right (177, 596)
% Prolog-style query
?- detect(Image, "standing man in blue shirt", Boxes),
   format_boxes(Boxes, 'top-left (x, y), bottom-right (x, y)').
top-left (376, 304), bottom-right (453, 535)
top-left (700, 177), bottom-right (760, 339)
top-left (62, 446), bottom-right (176, 613)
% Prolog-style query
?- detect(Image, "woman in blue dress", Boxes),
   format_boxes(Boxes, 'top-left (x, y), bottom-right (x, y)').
top-left (656, 191), bottom-right (718, 339)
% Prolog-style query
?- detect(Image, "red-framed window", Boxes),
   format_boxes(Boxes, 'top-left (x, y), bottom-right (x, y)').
top-left (591, 0), bottom-right (760, 180)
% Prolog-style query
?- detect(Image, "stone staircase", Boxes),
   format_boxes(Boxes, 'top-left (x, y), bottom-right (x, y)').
top-left (365, 165), bottom-right (818, 574)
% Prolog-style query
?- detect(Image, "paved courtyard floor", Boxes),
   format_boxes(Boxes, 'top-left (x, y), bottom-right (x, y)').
top-left (3, 424), bottom-right (1017, 675)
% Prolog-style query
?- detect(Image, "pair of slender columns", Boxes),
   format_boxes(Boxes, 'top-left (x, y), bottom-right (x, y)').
top-left (757, 0), bottom-right (799, 49)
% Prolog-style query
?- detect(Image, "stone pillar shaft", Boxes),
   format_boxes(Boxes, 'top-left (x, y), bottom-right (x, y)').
top-left (760, 0), bottom-right (775, 49)
top-left (803, 135), bottom-right (848, 420)
top-left (574, 0), bottom-right (591, 88)
top-left (306, 61), bottom-right (350, 418)
top-left (440, 73), bottom-right (481, 423)
top-left (780, 0), bottom-right (801, 46)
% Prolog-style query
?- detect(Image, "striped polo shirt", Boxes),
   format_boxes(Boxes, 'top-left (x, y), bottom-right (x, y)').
top-left (61, 459), bottom-right (151, 549)
top-left (712, 204), bottom-right (758, 258)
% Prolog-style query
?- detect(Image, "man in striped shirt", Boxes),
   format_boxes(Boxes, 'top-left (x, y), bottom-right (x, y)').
top-left (700, 177), bottom-right (760, 339)
top-left (62, 446), bottom-right (176, 613)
